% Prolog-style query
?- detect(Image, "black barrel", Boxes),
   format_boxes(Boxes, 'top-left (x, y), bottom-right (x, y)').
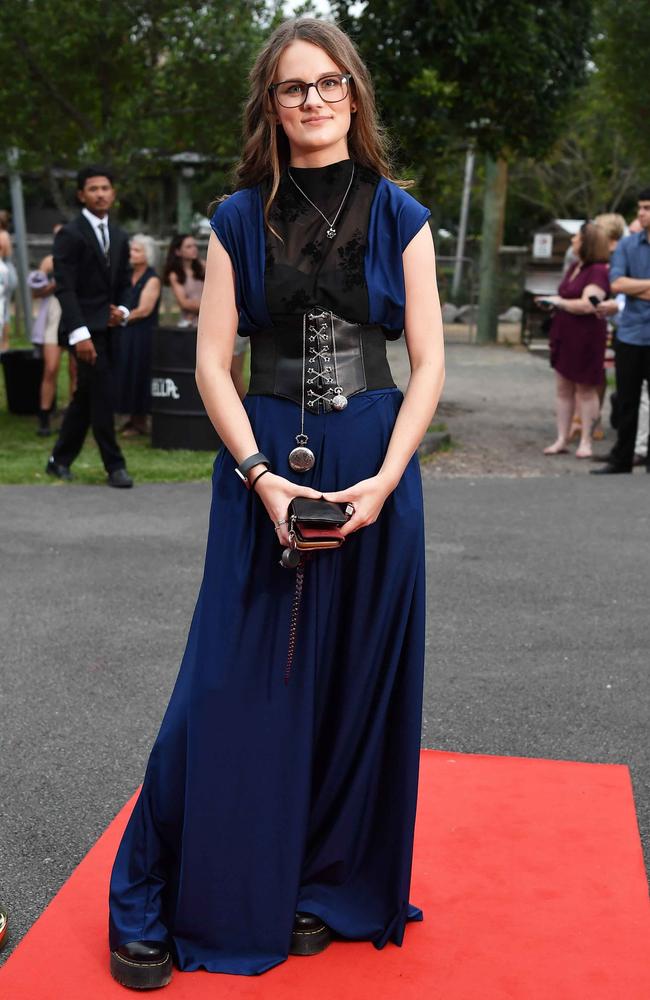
top-left (151, 326), bottom-right (221, 451)
top-left (1, 349), bottom-right (44, 415)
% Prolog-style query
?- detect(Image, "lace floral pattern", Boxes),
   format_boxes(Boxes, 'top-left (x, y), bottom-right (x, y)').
top-left (264, 160), bottom-right (379, 324)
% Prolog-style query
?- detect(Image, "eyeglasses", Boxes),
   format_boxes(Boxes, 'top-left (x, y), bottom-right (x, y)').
top-left (269, 73), bottom-right (352, 109)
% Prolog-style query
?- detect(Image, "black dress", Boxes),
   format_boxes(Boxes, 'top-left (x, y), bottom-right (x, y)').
top-left (116, 267), bottom-right (160, 415)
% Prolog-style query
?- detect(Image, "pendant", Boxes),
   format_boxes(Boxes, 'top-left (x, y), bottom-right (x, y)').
top-left (326, 227), bottom-right (336, 239)
top-left (330, 389), bottom-right (348, 411)
top-left (288, 434), bottom-right (315, 472)
top-left (280, 546), bottom-right (302, 570)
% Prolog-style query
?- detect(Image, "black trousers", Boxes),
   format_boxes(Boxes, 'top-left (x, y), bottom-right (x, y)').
top-left (610, 339), bottom-right (650, 470)
top-left (52, 330), bottom-right (125, 473)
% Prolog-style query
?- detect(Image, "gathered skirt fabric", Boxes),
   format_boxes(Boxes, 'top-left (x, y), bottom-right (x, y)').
top-left (108, 387), bottom-right (426, 975)
top-left (115, 319), bottom-right (154, 415)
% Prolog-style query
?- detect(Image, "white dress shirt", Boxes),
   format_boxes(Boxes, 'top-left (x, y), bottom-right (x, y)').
top-left (68, 208), bottom-right (130, 346)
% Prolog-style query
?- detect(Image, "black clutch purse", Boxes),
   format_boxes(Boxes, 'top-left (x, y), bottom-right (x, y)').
top-left (287, 497), bottom-right (351, 550)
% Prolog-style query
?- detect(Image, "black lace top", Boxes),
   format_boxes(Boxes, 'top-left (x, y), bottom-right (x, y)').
top-left (264, 159), bottom-right (380, 325)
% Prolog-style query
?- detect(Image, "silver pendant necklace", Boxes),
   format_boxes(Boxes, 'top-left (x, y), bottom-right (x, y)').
top-left (288, 162), bottom-right (355, 239)
top-left (288, 313), bottom-right (317, 472)
top-left (288, 311), bottom-right (348, 472)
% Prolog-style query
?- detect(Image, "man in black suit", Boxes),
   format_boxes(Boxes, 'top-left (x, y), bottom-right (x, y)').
top-left (46, 165), bottom-right (134, 487)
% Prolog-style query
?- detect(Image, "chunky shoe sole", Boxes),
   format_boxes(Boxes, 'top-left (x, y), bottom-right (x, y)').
top-left (289, 920), bottom-right (332, 956)
top-left (110, 949), bottom-right (173, 990)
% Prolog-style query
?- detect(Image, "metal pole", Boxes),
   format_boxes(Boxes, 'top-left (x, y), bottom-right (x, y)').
top-left (7, 148), bottom-right (32, 341)
top-left (451, 145), bottom-right (475, 303)
top-left (176, 168), bottom-right (194, 233)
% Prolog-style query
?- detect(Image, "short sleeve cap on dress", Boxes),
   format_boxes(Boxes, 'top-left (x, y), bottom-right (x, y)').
top-left (366, 179), bottom-right (431, 333)
top-left (210, 190), bottom-right (272, 332)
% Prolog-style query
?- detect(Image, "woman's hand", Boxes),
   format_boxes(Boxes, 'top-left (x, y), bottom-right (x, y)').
top-left (595, 299), bottom-right (619, 318)
top-left (535, 295), bottom-right (560, 311)
top-left (321, 475), bottom-right (393, 538)
top-left (253, 472), bottom-right (323, 547)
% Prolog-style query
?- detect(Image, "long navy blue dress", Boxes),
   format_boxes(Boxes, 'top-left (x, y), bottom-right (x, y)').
top-left (109, 160), bottom-right (431, 976)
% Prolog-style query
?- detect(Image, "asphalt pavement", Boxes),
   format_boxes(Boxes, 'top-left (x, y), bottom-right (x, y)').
top-left (1, 472), bottom-right (649, 963)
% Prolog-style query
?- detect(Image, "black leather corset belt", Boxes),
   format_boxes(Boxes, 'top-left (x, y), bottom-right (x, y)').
top-left (248, 309), bottom-right (396, 413)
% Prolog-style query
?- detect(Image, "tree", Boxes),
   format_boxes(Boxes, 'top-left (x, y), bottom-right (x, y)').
top-left (334, 0), bottom-right (593, 338)
top-left (508, 71), bottom-right (643, 225)
top-left (0, 1), bottom-right (275, 225)
top-left (596, 0), bottom-right (650, 168)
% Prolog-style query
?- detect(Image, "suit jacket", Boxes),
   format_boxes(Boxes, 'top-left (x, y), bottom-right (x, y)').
top-left (53, 213), bottom-right (132, 338)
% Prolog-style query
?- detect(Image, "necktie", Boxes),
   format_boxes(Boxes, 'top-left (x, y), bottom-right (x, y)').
top-left (98, 222), bottom-right (110, 265)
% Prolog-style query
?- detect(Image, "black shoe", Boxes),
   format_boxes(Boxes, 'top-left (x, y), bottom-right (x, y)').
top-left (45, 458), bottom-right (73, 481)
top-left (110, 940), bottom-right (173, 990)
top-left (289, 911), bottom-right (332, 956)
top-left (590, 464), bottom-right (631, 475)
top-left (108, 467), bottom-right (133, 488)
top-left (37, 408), bottom-right (52, 436)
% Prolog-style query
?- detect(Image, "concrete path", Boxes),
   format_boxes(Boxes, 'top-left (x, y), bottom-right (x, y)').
top-left (388, 339), bottom-right (625, 478)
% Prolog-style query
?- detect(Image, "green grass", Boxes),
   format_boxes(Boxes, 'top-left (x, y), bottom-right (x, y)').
top-left (0, 341), bottom-right (220, 486)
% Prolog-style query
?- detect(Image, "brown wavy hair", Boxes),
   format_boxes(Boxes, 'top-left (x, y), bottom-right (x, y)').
top-left (230, 17), bottom-right (410, 231)
top-left (163, 234), bottom-right (205, 286)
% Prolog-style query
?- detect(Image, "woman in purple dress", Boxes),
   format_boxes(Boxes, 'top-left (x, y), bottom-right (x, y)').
top-left (539, 222), bottom-right (610, 459)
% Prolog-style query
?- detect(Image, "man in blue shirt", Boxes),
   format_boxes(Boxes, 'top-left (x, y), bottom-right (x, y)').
top-left (592, 188), bottom-right (650, 473)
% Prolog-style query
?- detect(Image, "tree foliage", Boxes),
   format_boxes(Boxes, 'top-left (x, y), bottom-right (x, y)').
top-left (4, 0), bottom-right (642, 237)
top-left (508, 70), bottom-right (643, 224)
top-left (0, 1), bottom-right (279, 218)
top-left (334, 0), bottom-right (593, 184)
top-left (595, 0), bottom-right (650, 167)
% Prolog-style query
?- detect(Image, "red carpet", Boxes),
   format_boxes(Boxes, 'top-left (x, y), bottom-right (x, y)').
top-left (2, 750), bottom-right (649, 999)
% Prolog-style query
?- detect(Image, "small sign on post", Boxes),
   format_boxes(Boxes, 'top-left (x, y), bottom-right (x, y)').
top-left (533, 233), bottom-right (553, 259)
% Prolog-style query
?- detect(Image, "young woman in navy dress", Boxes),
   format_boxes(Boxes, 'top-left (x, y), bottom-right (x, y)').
top-left (109, 17), bottom-right (445, 989)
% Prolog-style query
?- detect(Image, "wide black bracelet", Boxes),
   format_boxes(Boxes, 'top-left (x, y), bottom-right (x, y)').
top-left (250, 468), bottom-right (270, 492)
top-left (235, 451), bottom-right (271, 484)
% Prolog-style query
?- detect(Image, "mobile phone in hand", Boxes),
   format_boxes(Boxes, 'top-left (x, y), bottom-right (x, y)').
top-left (588, 295), bottom-right (602, 307)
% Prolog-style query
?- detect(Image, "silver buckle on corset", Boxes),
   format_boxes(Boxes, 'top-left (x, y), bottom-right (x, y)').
top-left (287, 310), bottom-right (348, 473)
top-left (305, 312), bottom-right (348, 414)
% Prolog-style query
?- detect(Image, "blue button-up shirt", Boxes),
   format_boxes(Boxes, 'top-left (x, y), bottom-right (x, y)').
top-left (609, 230), bottom-right (650, 345)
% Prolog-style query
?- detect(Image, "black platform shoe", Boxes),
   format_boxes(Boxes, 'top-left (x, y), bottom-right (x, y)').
top-left (110, 940), bottom-right (173, 990)
top-left (289, 912), bottom-right (332, 956)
